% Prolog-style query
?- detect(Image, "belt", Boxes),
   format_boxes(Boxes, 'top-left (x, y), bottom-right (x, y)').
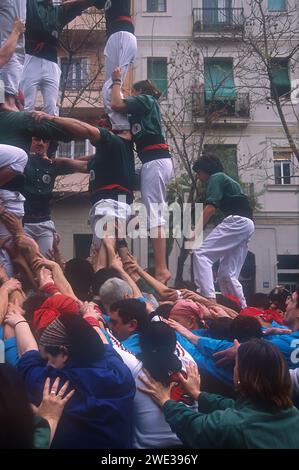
top-left (92, 184), bottom-right (133, 196)
top-left (141, 143), bottom-right (169, 152)
top-left (114, 16), bottom-right (133, 24)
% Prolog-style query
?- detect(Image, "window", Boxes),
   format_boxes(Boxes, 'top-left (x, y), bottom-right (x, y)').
top-left (147, 58), bottom-right (167, 97)
top-left (268, 0), bottom-right (286, 11)
top-left (204, 59), bottom-right (236, 102)
top-left (203, 0), bottom-right (233, 27)
top-left (74, 234), bottom-right (92, 259)
top-left (204, 144), bottom-right (238, 178)
top-left (270, 59), bottom-right (291, 99)
top-left (147, 0), bottom-right (167, 12)
top-left (60, 58), bottom-right (89, 91)
top-left (273, 149), bottom-right (293, 184)
top-left (58, 140), bottom-right (89, 159)
top-left (277, 255), bottom-right (299, 293)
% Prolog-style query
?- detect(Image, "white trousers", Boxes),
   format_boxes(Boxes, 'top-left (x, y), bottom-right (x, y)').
top-left (141, 159), bottom-right (173, 229)
top-left (193, 215), bottom-right (255, 309)
top-left (0, 144), bottom-right (28, 173)
top-left (102, 31), bottom-right (137, 130)
top-left (89, 198), bottom-right (132, 247)
top-left (24, 220), bottom-right (56, 256)
top-left (0, 144), bottom-right (27, 277)
top-left (20, 55), bottom-right (61, 115)
top-left (0, 0), bottom-right (26, 95)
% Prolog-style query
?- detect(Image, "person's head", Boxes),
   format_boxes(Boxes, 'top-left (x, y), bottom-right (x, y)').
top-left (91, 267), bottom-right (122, 298)
top-left (153, 302), bottom-right (174, 320)
top-left (39, 314), bottom-right (105, 368)
top-left (234, 339), bottom-right (293, 409)
top-left (99, 277), bottom-right (133, 313)
top-left (109, 298), bottom-right (150, 341)
top-left (230, 316), bottom-right (263, 343)
top-left (0, 364), bottom-right (34, 449)
top-left (169, 300), bottom-right (203, 331)
top-left (64, 258), bottom-right (94, 301)
top-left (138, 322), bottom-right (182, 386)
top-left (269, 285), bottom-right (291, 312)
top-left (22, 291), bottom-right (49, 325)
top-left (30, 137), bottom-right (50, 157)
top-left (284, 288), bottom-right (299, 330)
top-left (208, 317), bottom-right (234, 340)
top-left (132, 80), bottom-right (161, 100)
top-left (249, 292), bottom-right (270, 310)
top-left (192, 155), bottom-right (224, 183)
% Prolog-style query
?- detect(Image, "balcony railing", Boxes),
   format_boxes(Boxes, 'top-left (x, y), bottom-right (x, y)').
top-left (192, 91), bottom-right (250, 120)
top-left (193, 8), bottom-right (244, 34)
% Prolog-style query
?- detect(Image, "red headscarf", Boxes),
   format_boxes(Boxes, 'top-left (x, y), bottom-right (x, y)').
top-left (33, 294), bottom-right (80, 335)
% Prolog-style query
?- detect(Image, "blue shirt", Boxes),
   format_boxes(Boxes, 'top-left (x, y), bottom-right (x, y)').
top-left (0, 327), bottom-right (18, 366)
top-left (17, 347), bottom-right (136, 449)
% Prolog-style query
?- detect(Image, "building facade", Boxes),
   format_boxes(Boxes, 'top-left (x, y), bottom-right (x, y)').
top-left (53, 0), bottom-right (299, 293)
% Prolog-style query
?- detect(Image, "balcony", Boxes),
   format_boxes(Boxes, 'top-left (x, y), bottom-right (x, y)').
top-left (192, 8), bottom-right (244, 39)
top-left (192, 91), bottom-right (250, 127)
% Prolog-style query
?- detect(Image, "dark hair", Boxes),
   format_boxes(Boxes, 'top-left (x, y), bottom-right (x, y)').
top-left (237, 339), bottom-right (293, 409)
top-left (64, 258), bottom-right (94, 301)
top-left (152, 303), bottom-right (174, 320)
top-left (92, 267), bottom-right (122, 296)
top-left (208, 317), bottom-right (234, 340)
top-left (174, 280), bottom-right (197, 291)
top-left (216, 294), bottom-right (242, 313)
top-left (23, 292), bottom-right (49, 324)
top-left (138, 322), bottom-right (182, 386)
top-left (230, 316), bottom-right (262, 343)
top-left (0, 364), bottom-right (34, 449)
top-left (133, 80), bottom-right (162, 99)
top-left (192, 155), bottom-right (224, 176)
top-left (269, 286), bottom-right (291, 311)
top-left (249, 292), bottom-right (270, 310)
top-left (110, 298), bottom-right (150, 333)
top-left (43, 314), bottom-right (105, 367)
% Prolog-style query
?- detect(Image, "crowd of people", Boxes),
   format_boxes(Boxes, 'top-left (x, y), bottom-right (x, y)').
top-left (0, 0), bottom-right (299, 450)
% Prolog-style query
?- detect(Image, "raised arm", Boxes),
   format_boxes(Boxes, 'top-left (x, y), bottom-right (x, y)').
top-left (55, 157), bottom-right (89, 174)
top-left (5, 302), bottom-right (38, 356)
top-left (0, 18), bottom-right (25, 68)
top-left (32, 112), bottom-right (101, 143)
top-left (111, 68), bottom-right (129, 113)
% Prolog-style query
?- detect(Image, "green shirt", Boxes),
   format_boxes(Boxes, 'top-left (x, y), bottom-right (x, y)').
top-left (23, 155), bottom-right (72, 220)
top-left (206, 172), bottom-right (252, 219)
top-left (87, 128), bottom-right (135, 205)
top-left (124, 95), bottom-right (166, 155)
top-left (26, 0), bottom-right (88, 61)
top-left (163, 392), bottom-right (299, 449)
top-left (0, 111), bottom-right (71, 155)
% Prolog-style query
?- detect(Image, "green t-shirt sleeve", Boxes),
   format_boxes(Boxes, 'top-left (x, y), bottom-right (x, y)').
top-left (205, 173), bottom-right (225, 207)
top-left (197, 392), bottom-right (235, 413)
top-left (23, 114), bottom-right (72, 143)
top-left (33, 416), bottom-right (51, 449)
top-left (124, 95), bottom-right (153, 115)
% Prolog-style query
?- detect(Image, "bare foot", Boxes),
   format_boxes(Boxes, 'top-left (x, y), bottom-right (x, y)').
top-left (155, 269), bottom-right (172, 285)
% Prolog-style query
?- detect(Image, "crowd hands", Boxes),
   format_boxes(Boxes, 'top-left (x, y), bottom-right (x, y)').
top-left (0, 207), bottom-right (299, 450)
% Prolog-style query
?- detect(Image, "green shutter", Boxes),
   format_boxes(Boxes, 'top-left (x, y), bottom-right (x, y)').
top-left (268, 0), bottom-right (286, 11)
top-left (204, 59), bottom-right (236, 101)
top-left (147, 58), bottom-right (167, 96)
top-left (272, 60), bottom-right (290, 97)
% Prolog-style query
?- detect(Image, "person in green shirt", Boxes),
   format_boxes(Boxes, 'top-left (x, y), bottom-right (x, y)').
top-left (23, 136), bottom-right (87, 256)
top-left (111, 72), bottom-right (173, 285)
top-left (20, 0), bottom-right (100, 115)
top-left (32, 111), bottom-right (135, 266)
top-left (139, 339), bottom-right (299, 449)
top-left (191, 154), bottom-right (255, 308)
